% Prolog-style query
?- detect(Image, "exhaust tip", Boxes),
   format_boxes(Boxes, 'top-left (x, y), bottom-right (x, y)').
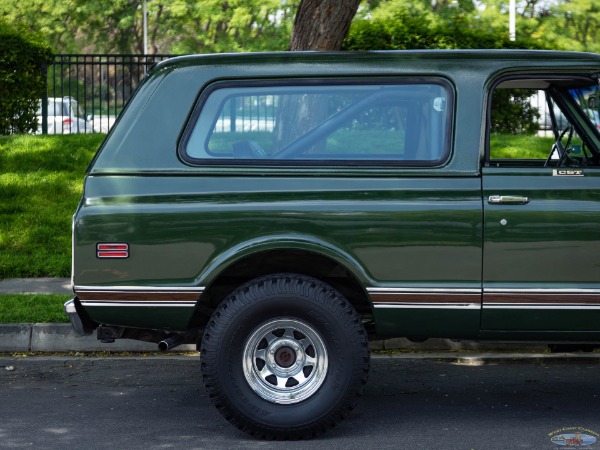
top-left (158, 334), bottom-right (183, 352)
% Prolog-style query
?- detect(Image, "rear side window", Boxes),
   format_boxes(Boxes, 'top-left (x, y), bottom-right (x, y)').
top-left (43, 99), bottom-right (68, 117)
top-left (182, 80), bottom-right (452, 166)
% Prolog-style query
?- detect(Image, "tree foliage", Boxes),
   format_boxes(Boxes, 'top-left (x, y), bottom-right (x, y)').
top-left (0, 20), bottom-right (52, 134)
top-left (344, 9), bottom-right (541, 51)
top-left (0, 0), bottom-right (300, 54)
top-left (0, 0), bottom-right (81, 53)
top-left (535, 0), bottom-right (600, 52)
top-left (354, 0), bottom-right (600, 53)
top-left (1, 0), bottom-right (599, 55)
top-left (166, 0), bottom-right (298, 54)
top-left (491, 89), bottom-right (541, 135)
top-left (456, 0), bottom-right (600, 52)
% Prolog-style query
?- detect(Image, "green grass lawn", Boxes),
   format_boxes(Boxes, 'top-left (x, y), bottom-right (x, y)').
top-left (490, 133), bottom-right (555, 159)
top-left (489, 133), bottom-right (585, 160)
top-left (0, 294), bottom-right (70, 323)
top-left (0, 134), bottom-right (105, 277)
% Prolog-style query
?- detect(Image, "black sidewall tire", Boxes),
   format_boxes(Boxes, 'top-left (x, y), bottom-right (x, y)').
top-left (201, 274), bottom-right (369, 436)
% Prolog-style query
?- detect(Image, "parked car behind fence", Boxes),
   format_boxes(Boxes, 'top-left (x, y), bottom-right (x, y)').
top-left (36, 97), bottom-right (95, 134)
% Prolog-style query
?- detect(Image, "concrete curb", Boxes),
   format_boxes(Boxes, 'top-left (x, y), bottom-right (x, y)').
top-left (0, 323), bottom-right (558, 354)
top-left (1, 323), bottom-right (599, 355)
top-left (0, 324), bottom-right (32, 352)
top-left (0, 324), bottom-right (196, 353)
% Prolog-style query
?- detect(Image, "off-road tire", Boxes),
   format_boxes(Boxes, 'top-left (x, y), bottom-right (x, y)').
top-left (200, 273), bottom-right (370, 439)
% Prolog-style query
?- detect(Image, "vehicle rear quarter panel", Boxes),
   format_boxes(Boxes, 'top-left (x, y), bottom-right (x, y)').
top-left (75, 54), bottom-right (489, 335)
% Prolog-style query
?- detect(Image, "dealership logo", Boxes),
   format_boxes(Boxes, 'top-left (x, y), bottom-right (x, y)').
top-left (549, 427), bottom-right (599, 447)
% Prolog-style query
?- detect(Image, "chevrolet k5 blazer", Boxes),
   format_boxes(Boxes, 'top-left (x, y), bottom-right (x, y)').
top-left (65, 50), bottom-right (600, 438)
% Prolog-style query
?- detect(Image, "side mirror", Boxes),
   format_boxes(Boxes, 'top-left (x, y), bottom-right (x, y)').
top-left (588, 95), bottom-right (599, 109)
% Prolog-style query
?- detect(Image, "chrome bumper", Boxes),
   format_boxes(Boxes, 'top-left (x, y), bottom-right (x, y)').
top-left (64, 299), bottom-right (94, 336)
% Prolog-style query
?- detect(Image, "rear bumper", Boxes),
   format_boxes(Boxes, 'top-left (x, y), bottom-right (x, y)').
top-left (64, 298), bottom-right (96, 336)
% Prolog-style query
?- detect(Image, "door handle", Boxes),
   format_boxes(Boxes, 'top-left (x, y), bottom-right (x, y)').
top-left (488, 195), bottom-right (529, 205)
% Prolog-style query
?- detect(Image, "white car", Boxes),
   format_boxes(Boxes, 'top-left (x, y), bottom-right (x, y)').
top-left (36, 97), bottom-right (95, 134)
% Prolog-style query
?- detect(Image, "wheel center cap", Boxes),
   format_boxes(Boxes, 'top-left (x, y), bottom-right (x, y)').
top-left (274, 346), bottom-right (296, 368)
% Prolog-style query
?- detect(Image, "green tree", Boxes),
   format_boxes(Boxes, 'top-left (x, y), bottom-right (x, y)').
top-left (165, 0), bottom-right (298, 54)
top-left (0, 20), bottom-right (52, 134)
top-left (491, 89), bottom-right (540, 135)
top-left (537, 0), bottom-right (600, 52)
top-left (360, 0), bottom-right (600, 54)
top-left (3, 0), bottom-right (600, 55)
top-left (0, 0), bottom-right (80, 52)
top-left (0, 0), bottom-right (300, 54)
top-left (473, 0), bottom-right (600, 53)
top-left (344, 5), bottom-right (541, 51)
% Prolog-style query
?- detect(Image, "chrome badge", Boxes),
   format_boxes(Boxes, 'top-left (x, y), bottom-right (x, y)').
top-left (553, 169), bottom-right (584, 176)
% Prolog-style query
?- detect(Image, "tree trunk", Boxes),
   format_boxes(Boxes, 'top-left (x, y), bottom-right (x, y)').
top-left (289, 0), bottom-right (361, 51)
top-left (274, 1), bottom-right (361, 154)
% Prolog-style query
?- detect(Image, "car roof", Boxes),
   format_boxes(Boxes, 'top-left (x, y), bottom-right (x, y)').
top-left (44, 97), bottom-right (77, 102)
top-left (151, 49), bottom-right (600, 74)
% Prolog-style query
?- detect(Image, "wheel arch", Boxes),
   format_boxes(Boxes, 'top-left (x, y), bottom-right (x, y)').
top-left (187, 237), bottom-right (374, 330)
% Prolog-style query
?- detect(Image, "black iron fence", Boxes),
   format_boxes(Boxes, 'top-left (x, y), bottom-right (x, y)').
top-left (35, 54), bottom-right (570, 137)
top-left (40, 54), bottom-right (173, 134)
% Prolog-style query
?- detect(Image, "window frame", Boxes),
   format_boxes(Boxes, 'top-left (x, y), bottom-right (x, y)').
top-left (178, 77), bottom-right (455, 168)
top-left (485, 74), bottom-right (600, 166)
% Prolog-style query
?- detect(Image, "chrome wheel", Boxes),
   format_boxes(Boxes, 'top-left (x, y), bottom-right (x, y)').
top-left (201, 274), bottom-right (370, 438)
top-left (243, 318), bottom-right (328, 404)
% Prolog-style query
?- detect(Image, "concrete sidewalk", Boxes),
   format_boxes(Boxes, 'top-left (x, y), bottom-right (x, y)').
top-left (0, 277), bottom-right (72, 295)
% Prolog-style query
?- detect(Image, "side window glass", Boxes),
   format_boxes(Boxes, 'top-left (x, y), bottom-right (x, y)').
top-left (73, 101), bottom-right (85, 119)
top-left (47, 100), bottom-right (58, 117)
top-left (490, 88), bottom-right (565, 160)
top-left (184, 82), bottom-right (452, 165)
top-left (568, 87), bottom-right (600, 133)
top-left (489, 81), bottom-right (600, 167)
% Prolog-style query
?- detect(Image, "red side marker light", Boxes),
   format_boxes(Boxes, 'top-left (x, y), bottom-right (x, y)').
top-left (97, 243), bottom-right (129, 258)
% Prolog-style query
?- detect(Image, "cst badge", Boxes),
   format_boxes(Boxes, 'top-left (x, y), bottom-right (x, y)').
top-left (553, 169), bottom-right (584, 176)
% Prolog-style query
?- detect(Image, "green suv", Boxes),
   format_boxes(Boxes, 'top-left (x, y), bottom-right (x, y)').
top-left (65, 50), bottom-right (600, 438)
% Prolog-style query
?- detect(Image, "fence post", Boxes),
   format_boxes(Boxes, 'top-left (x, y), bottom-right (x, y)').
top-left (41, 63), bottom-right (48, 134)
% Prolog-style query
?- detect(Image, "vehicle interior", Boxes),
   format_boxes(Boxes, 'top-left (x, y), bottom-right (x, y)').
top-left (186, 83), bottom-right (451, 164)
top-left (488, 77), bottom-right (600, 168)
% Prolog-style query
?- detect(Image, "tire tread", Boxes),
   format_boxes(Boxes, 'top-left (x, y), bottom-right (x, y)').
top-left (201, 273), bottom-right (370, 440)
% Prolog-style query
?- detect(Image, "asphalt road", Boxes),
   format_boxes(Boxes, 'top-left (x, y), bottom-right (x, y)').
top-left (1, 355), bottom-right (599, 449)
